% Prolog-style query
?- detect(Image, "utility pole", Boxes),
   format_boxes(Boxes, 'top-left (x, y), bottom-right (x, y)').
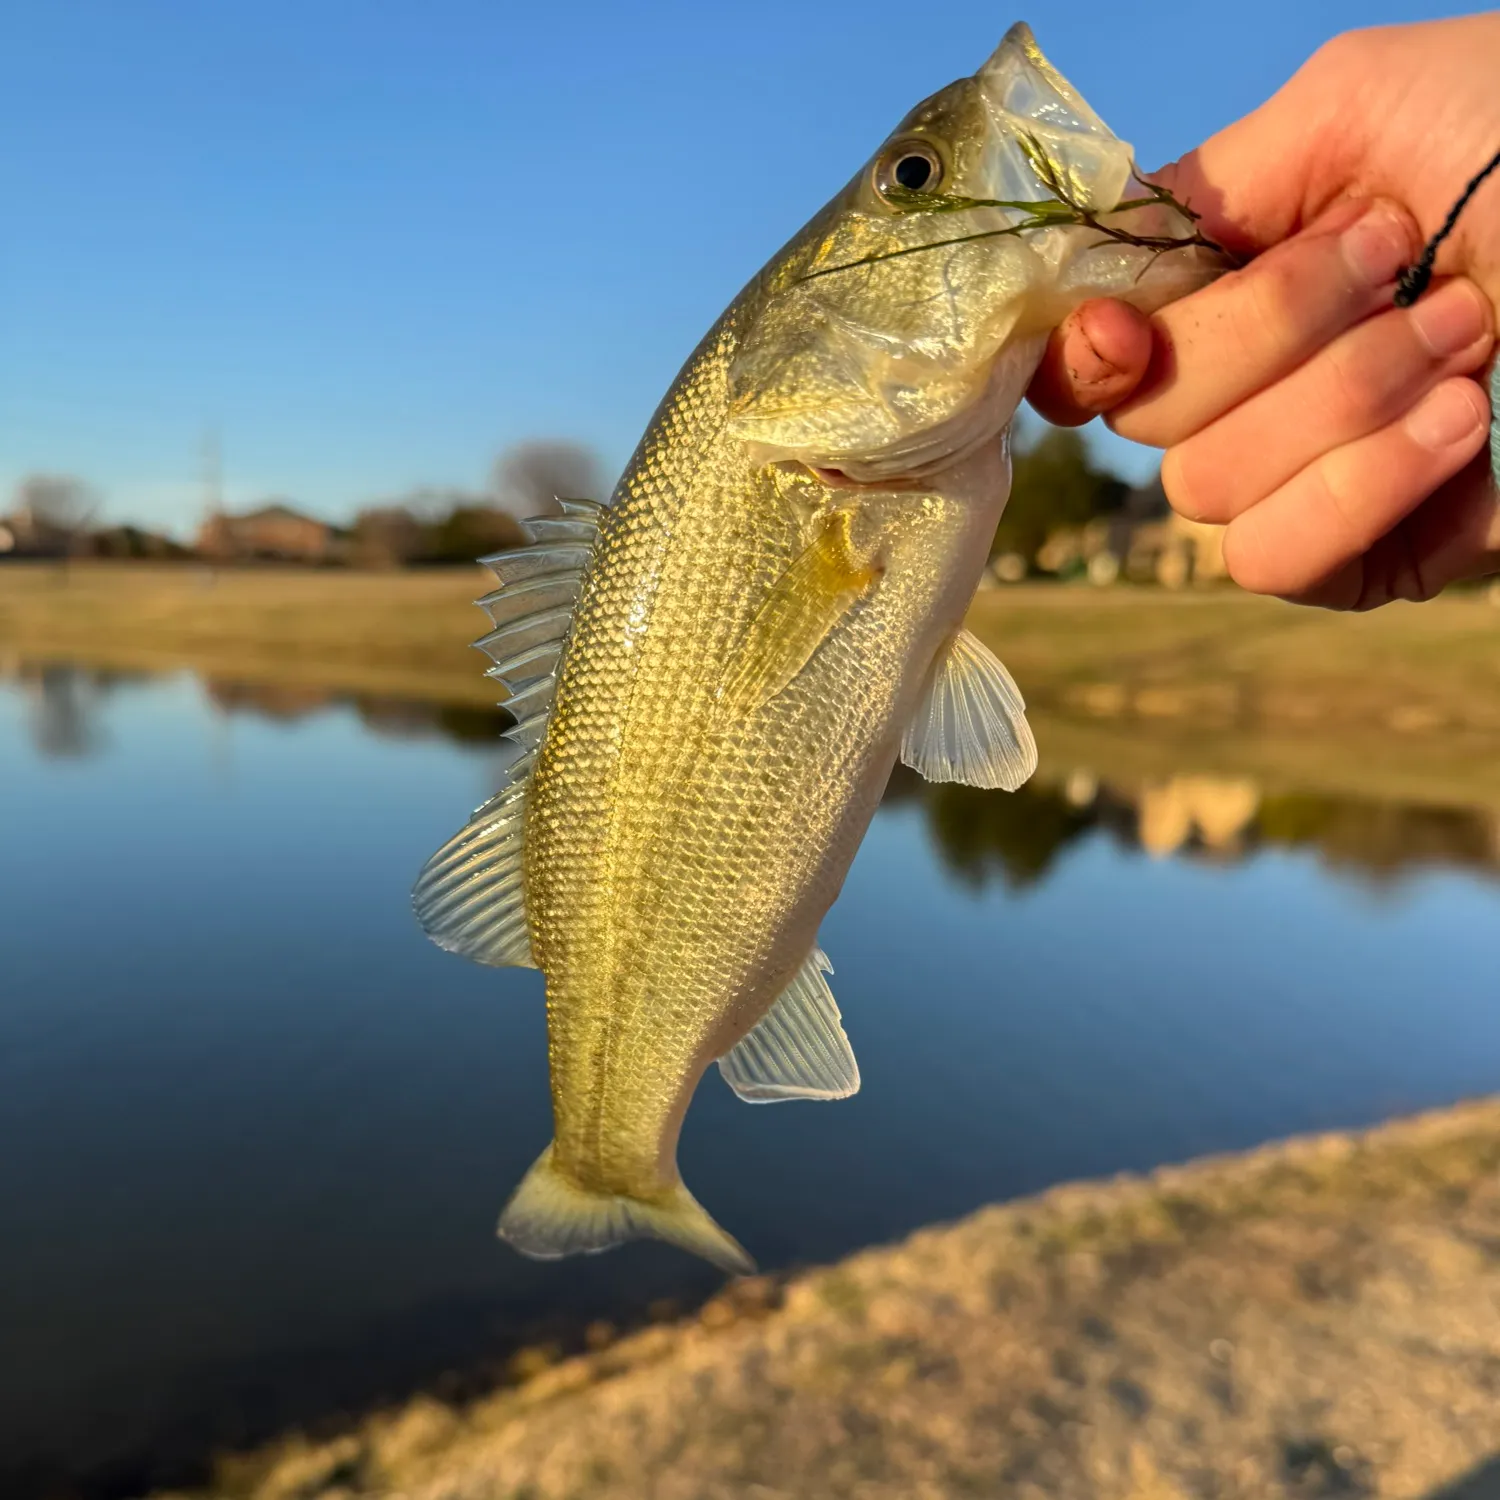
top-left (202, 428), bottom-right (223, 518)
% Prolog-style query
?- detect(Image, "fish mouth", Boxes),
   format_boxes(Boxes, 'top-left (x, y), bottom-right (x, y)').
top-left (806, 464), bottom-right (926, 491)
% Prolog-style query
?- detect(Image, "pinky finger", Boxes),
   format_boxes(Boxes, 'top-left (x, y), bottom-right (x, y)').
top-left (1220, 377), bottom-right (1492, 607)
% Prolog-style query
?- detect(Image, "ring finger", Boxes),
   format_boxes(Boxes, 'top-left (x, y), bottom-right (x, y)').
top-left (1220, 376), bottom-right (1492, 603)
top-left (1164, 276), bottom-right (1494, 524)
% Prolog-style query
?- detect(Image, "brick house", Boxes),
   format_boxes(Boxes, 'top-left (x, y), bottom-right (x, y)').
top-left (196, 503), bottom-right (342, 563)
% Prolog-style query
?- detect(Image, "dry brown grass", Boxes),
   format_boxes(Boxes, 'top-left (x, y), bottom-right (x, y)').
top-left (161, 1098), bottom-right (1500, 1500)
top-left (5, 564), bottom-right (1500, 808)
top-left (0, 562), bottom-right (499, 704)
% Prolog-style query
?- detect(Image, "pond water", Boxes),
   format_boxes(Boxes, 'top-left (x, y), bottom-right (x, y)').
top-left (5, 662), bottom-right (1500, 1496)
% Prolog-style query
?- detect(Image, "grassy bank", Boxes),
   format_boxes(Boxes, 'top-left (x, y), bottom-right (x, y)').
top-left (160, 1097), bottom-right (1500, 1500)
top-left (0, 563), bottom-right (494, 704)
top-left (6, 562), bottom-right (1500, 808)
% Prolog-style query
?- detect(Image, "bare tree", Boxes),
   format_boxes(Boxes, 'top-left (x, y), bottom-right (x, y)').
top-left (491, 440), bottom-right (604, 518)
top-left (386, 485), bottom-right (479, 524)
top-left (351, 505), bottom-right (427, 569)
top-left (13, 473), bottom-right (100, 534)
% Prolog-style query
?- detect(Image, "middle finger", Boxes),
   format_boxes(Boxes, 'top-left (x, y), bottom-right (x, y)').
top-left (1109, 197), bottom-right (1419, 448)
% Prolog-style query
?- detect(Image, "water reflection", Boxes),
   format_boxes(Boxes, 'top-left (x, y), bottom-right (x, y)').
top-left (2, 660), bottom-right (138, 759)
top-left (897, 761), bottom-right (1500, 891)
top-left (8, 658), bottom-right (1500, 890)
top-left (202, 675), bottom-right (512, 746)
top-left (2, 659), bottom-right (513, 755)
top-left (6, 657), bottom-right (1500, 1498)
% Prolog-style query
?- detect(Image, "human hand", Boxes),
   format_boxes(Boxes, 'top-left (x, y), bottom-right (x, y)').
top-left (1027, 15), bottom-right (1500, 609)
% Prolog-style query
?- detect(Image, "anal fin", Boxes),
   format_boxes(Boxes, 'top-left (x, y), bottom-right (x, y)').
top-left (719, 948), bottom-right (859, 1103)
top-left (900, 627), bottom-right (1037, 791)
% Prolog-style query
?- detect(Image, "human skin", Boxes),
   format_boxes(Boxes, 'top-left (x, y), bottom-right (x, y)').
top-left (1025, 15), bottom-right (1500, 609)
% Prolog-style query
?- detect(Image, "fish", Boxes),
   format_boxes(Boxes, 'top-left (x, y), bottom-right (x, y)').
top-left (413, 21), bottom-right (1224, 1274)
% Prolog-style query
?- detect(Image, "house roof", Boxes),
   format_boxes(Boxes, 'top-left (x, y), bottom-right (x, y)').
top-left (233, 502), bottom-right (324, 527)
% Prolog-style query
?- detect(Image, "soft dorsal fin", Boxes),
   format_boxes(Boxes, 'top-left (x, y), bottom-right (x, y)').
top-left (718, 948), bottom-right (859, 1103)
top-left (900, 627), bottom-right (1037, 791)
top-left (411, 498), bottom-right (605, 968)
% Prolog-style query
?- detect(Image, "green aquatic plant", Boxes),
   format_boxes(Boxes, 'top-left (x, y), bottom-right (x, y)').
top-left (800, 131), bottom-right (1229, 285)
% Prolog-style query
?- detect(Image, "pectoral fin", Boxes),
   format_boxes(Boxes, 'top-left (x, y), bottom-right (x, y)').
top-left (900, 628), bottom-right (1037, 791)
top-left (719, 513), bottom-right (877, 716)
top-left (718, 948), bottom-right (859, 1103)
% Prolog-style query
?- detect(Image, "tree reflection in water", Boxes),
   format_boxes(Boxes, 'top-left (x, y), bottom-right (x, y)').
top-left (5, 660), bottom-right (1498, 889)
top-left (898, 761), bottom-right (1500, 891)
top-left (4, 661), bottom-right (148, 759)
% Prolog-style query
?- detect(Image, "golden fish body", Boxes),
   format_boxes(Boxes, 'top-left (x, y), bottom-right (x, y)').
top-left (527, 333), bottom-right (1008, 1268)
top-left (415, 22), bottom-right (1223, 1271)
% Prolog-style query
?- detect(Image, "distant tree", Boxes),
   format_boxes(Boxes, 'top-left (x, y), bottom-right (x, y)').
top-left (385, 485), bottom-right (478, 524)
top-left (990, 427), bottom-right (1126, 564)
top-left (350, 505), bottom-right (428, 569)
top-left (425, 505), bottom-right (525, 562)
top-left (491, 440), bottom-right (604, 517)
top-left (12, 473), bottom-right (100, 550)
top-left (351, 497), bottom-right (525, 567)
top-left (88, 525), bottom-right (192, 561)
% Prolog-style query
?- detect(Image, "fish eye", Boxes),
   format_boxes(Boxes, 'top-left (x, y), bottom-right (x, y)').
top-left (874, 140), bottom-right (944, 204)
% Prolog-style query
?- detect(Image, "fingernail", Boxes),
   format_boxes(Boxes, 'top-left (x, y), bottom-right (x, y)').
top-left (1341, 204), bottom-right (1412, 288)
top-left (1410, 279), bottom-right (1490, 358)
top-left (1311, 196), bottom-right (1371, 237)
top-left (1068, 311), bottom-right (1114, 386)
top-left (1407, 381), bottom-right (1487, 450)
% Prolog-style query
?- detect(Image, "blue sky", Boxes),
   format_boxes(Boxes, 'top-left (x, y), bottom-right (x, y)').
top-left (0, 1), bottom-right (1478, 536)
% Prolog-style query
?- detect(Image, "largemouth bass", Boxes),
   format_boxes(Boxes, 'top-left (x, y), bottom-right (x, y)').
top-left (415, 22), bottom-right (1222, 1273)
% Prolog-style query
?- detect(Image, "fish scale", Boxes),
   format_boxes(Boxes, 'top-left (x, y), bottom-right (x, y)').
top-left (413, 22), bottom-right (1223, 1271)
top-left (529, 299), bottom-right (1001, 1225)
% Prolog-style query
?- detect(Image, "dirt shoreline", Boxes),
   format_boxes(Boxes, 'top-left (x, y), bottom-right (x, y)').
top-left (158, 1098), bottom-right (1500, 1500)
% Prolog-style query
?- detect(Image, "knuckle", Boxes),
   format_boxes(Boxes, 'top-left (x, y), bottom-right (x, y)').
top-left (1162, 445), bottom-right (1232, 523)
top-left (1306, 27), bottom-right (1380, 81)
top-left (1321, 336), bottom-right (1396, 430)
top-left (1306, 31), bottom-right (1354, 75)
top-left (1236, 252), bottom-right (1316, 357)
top-left (1221, 514), bottom-right (1284, 596)
top-left (1306, 450), bottom-right (1371, 553)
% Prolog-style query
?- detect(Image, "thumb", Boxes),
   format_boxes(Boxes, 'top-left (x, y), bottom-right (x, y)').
top-left (1144, 51), bottom-right (1367, 257)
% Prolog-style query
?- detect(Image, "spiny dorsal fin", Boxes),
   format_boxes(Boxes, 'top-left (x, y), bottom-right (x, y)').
top-left (718, 947), bottom-right (859, 1103)
top-left (411, 497), bottom-right (605, 968)
top-left (900, 627), bottom-right (1037, 791)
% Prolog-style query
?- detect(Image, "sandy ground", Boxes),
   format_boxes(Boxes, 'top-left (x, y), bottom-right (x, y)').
top-left (162, 1098), bottom-right (1500, 1500)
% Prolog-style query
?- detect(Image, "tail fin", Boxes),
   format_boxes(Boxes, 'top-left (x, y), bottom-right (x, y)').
top-left (497, 1144), bottom-right (755, 1275)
